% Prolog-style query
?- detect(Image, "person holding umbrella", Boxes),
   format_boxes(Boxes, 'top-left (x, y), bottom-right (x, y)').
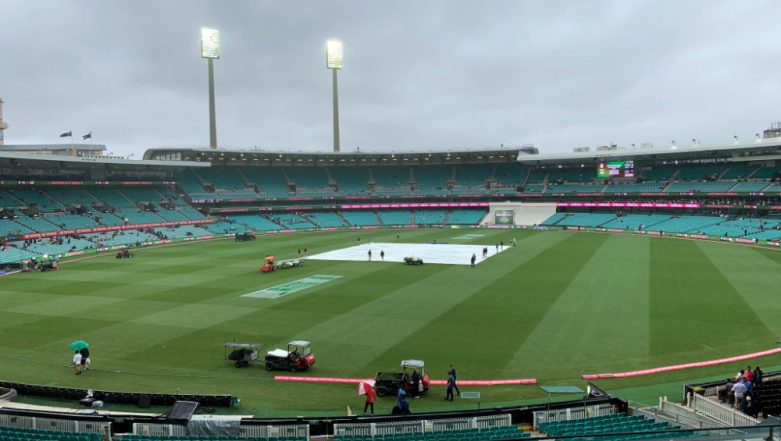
top-left (69, 341), bottom-right (89, 374)
top-left (357, 381), bottom-right (376, 415)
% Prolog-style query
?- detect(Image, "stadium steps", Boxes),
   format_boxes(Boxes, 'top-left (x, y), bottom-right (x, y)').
top-left (443, 211), bottom-right (451, 224)
top-left (324, 167), bottom-right (335, 185)
top-left (117, 190), bottom-right (143, 206)
top-left (374, 211), bottom-right (383, 226)
top-left (190, 169), bottom-right (209, 186)
top-left (336, 211), bottom-right (351, 226)
top-left (410, 210), bottom-right (416, 224)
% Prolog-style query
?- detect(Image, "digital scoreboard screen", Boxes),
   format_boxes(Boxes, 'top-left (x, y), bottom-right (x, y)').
top-left (597, 160), bottom-right (634, 178)
top-left (495, 209), bottom-right (514, 225)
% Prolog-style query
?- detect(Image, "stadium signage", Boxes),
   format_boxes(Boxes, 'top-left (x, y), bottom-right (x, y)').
top-left (341, 202), bottom-right (490, 209)
top-left (17, 219), bottom-right (213, 240)
top-left (557, 202), bottom-right (700, 208)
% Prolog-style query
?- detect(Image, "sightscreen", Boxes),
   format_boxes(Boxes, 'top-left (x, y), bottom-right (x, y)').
top-left (495, 209), bottom-right (514, 225)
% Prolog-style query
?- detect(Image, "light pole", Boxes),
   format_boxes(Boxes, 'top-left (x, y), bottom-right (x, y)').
top-left (201, 28), bottom-right (220, 149)
top-left (326, 39), bottom-right (343, 152)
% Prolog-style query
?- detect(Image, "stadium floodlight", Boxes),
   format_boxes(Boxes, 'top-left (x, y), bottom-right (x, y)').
top-left (201, 28), bottom-right (219, 149)
top-left (326, 39), bottom-right (343, 69)
top-left (326, 39), bottom-right (343, 152)
top-left (201, 28), bottom-right (221, 59)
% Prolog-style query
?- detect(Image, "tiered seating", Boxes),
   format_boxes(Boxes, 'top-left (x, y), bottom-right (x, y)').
top-left (721, 165), bottom-right (759, 179)
top-left (414, 166), bottom-right (452, 195)
top-left (22, 237), bottom-right (96, 255)
top-left (114, 208), bottom-right (166, 225)
top-left (179, 169), bottom-right (210, 198)
top-left (675, 165), bottom-right (726, 180)
top-left (154, 207), bottom-right (190, 222)
top-left (642, 166), bottom-right (677, 181)
top-left (228, 215), bottom-right (283, 231)
top-left (601, 214), bottom-right (673, 230)
top-left (378, 210), bottom-right (411, 225)
top-left (269, 213), bottom-right (318, 229)
top-left (0, 218), bottom-right (33, 236)
top-left (526, 170), bottom-right (547, 184)
top-left (752, 166), bottom-right (781, 179)
top-left (729, 182), bottom-right (770, 192)
top-left (521, 184), bottom-right (544, 194)
top-left (329, 167), bottom-right (369, 195)
top-left (455, 164), bottom-right (493, 186)
top-left (0, 190), bottom-right (23, 209)
top-left (120, 435), bottom-right (304, 441)
top-left (197, 167), bottom-right (247, 191)
top-left (94, 212), bottom-right (127, 226)
top-left (178, 207), bottom-right (207, 220)
top-left (91, 189), bottom-right (136, 207)
top-left (85, 230), bottom-right (160, 247)
top-left (649, 215), bottom-right (723, 233)
top-left (286, 167), bottom-right (331, 194)
top-left (372, 167), bottom-right (411, 195)
top-left (447, 210), bottom-right (487, 224)
top-left (0, 245), bottom-right (39, 264)
top-left (546, 184), bottom-right (603, 194)
top-left (241, 167), bottom-right (290, 198)
top-left (541, 213), bottom-right (567, 225)
top-left (306, 212), bottom-right (348, 228)
top-left (494, 163), bottom-right (526, 184)
top-left (7, 190), bottom-right (61, 211)
top-left (414, 210), bottom-right (446, 225)
top-left (14, 215), bottom-right (57, 232)
top-left (700, 218), bottom-right (781, 238)
top-left (765, 183), bottom-right (781, 193)
top-left (155, 225), bottom-right (212, 239)
top-left (547, 168), bottom-right (595, 183)
top-left (0, 426), bottom-right (101, 441)
top-left (603, 183), bottom-right (666, 193)
top-left (341, 211), bottom-right (379, 226)
top-left (120, 188), bottom-right (166, 203)
top-left (664, 182), bottom-right (735, 193)
top-left (540, 413), bottom-right (680, 440)
top-left (747, 229), bottom-right (781, 241)
top-left (753, 378), bottom-right (781, 416)
top-left (45, 214), bottom-right (99, 230)
top-left (47, 188), bottom-right (100, 206)
top-left (205, 220), bottom-right (250, 234)
top-left (556, 213), bottom-right (617, 227)
top-left (334, 426), bottom-right (528, 441)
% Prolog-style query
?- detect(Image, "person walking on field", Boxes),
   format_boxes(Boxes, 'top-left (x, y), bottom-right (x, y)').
top-left (445, 372), bottom-right (455, 401)
top-left (72, 350), bottom-right (82, 375)
top-left (380, 250), bottom-right (385, 261)
top-left (449, 364), bottom-right (460, 396)
top-left (470, 253), bottom-right (476, 268)
top-left (363, 385), bottom-right (377, 414)
top-left (368, 250), bottom-right (372, 261)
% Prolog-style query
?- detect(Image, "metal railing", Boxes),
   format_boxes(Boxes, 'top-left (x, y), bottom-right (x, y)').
top-left (690, 394), bottom-right (760, 427)
top-left (0, 413), bottom-right (108, 434)
top-left (533, 403), bottom-right (617, 429)
top-left (334, 413), bottom-right (511, 438)
top-left (132, 422), bottom-right (309, 440)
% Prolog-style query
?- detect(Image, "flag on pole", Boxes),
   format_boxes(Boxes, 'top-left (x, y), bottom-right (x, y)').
top-left (60, 131), bottom-right (72, 138)
top-left (82, 132), bottom-right (92, 140)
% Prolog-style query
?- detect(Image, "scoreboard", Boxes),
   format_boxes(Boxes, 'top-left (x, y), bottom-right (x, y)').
top-left (597, 160), bottom-right (635, 178)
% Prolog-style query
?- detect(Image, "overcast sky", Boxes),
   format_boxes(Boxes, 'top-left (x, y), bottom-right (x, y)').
top-left (1, 0), bottom-right (780, 157)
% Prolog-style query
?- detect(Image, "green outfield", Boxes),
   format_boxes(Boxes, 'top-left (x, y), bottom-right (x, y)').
top-left (1, 228), bottom-right (781, 416)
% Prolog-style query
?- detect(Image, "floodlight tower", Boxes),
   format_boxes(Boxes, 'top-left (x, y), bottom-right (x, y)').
top-left (201, 28), bottom-right (220, 149)
top-left (0, 97), bottom-right (8, 145)
top-left (326, 39), bottom-right (343, 152)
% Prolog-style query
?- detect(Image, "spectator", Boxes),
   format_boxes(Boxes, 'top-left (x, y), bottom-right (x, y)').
top-left (754, 366), bottom-right (763, 386)
top-left (744, 365), bottom-right (755, 383)
top-left (72, 350), bottom-right (82, 375)
top-left (731, 380), bottom-right (747, 409)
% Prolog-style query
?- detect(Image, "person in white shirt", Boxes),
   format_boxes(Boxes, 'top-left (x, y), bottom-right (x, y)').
top-left (731, 380), bottom-right (747, 409)
top-left (72, 350), bottom-right (82, 375)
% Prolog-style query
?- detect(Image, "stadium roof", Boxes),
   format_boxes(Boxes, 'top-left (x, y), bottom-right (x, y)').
top-left (516, 138), bottom-right (781, 165)
top-left (1, 143), bottom-right (106, 152)
top-left (0, 151), bottom-right (208, 170)
top-left (144, 146), bottom-right (522, 165)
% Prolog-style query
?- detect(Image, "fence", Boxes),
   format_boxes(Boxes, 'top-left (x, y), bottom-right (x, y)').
top-left (0, 413), bottom-right (109, 434)
top-left (334, 414), bottom-right (511, 438)
top-left (635, 397), bottom-right (719, 429)
top-left (689, 394), bottom-right (760, 427)
top-left (532, 403), bottom-right (616, 429)
top-left (132, 422), bottom-right (309, 440)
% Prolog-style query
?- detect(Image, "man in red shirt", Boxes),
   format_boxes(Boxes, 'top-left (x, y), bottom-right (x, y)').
top-left (744, 366), bottom-right (755, 382)
top-left (364, 385), bottom-right (377, 415)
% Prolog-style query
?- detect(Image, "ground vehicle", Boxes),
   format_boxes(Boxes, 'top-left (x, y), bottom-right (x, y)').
top-left (374, 360), bottom-right (430, 396)
top-left (260, 256), bottom-right (276, 273)
top-left (224, 342), bottom-right (261, 368)
top-left (235, 232), bottom-right (256, 242)
top-left (264, 341), bottom-right (315, 372)
top-left (116, 250), bottom-right (133, 259)
top-left (277, 259), bottom-right (302, 269)
top-left (404, 257), bottom-right (423, 265)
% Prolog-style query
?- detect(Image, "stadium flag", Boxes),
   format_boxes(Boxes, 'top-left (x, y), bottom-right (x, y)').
top-left (83, 132), bottom-right (92, 140)
top-left (59, 131), bottom-right (72, 138)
